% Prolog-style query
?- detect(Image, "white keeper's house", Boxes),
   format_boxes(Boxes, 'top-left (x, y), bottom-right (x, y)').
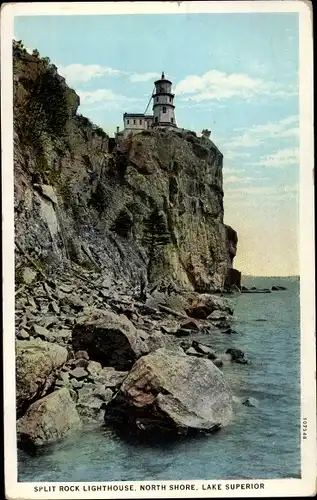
top-left (116, 72), bottom-right (177, 139)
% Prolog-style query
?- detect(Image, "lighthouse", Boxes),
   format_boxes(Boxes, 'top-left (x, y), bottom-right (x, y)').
top-left (152, 72), bottom-right (176, 127)
top-left (120, 72), bottom-right (178, 138)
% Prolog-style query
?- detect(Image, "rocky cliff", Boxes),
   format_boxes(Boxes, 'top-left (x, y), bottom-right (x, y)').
top-left (13, 41), bottom-right (237, 293)
top-left (13, 41), bottom-right (245, 448)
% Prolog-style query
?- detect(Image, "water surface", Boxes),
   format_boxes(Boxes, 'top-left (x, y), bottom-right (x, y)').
top-left (18, 276), bottom-right (301, 481)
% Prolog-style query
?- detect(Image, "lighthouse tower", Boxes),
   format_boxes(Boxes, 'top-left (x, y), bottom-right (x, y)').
top-left (152, 72), bottom-right (176, 128)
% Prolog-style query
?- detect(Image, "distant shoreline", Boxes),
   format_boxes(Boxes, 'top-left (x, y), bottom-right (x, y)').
top-left (242, 275), bottom-right (299, 279)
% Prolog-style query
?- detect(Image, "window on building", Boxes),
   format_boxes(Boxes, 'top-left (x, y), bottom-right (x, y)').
top-left (162, 106), bottom-right (166, 113)
top-left (127, 119), bottom-right (130, 124)
top-left (160, 87), bottom-right (164, 92)
top-left (169, 96), bottom-right (172, 102)
top-left (139, 120), bottom-right (142, 125)
top-left (133, 119), bottom-right (136, 124)
top-left (155, 117), bottom-right (158, 122)
top-left (156, 97), bottom-right (158, 102)
top-left (171, 117), bottom-right (174, 123)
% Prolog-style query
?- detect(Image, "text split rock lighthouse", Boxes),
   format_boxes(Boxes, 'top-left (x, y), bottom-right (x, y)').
top-left (120, 72), bottom-right (177, 138)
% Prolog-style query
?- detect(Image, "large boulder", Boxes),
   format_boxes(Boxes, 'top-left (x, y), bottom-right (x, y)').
top-left (17, 388), bottom-right (82, 448)
top-left (105, 348), bottom-right (233, 435)
top-left (72, 310), bottom-right (149, 370)
top-left (16, 339), bottom-right (68, 416)
top-left (185, 293), bottom-right (234, 319)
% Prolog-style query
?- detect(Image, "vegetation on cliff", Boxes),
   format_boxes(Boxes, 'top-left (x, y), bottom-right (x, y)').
top-left (13, 40), bottom-right (244, 449)
top-left (14, 39), bottom-right (237, 292)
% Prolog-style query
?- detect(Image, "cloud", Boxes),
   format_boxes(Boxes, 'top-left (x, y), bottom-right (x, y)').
top-left (227, 185), bottom-right (276, 195)
top-left (223, 150), bottom-right (251, 161)
top-left (224, 175), bottom-right (254, 184)
top-left (129, 72), bottom-right (160, 83)
top-left (57, 65), bottom-right (162, 86)
top-left (251, 147), bottom-right (299, 168)
top-left (58, 64), bottom-right (126, 85)
top-left (175, 70), bottom-right (297, 102)
top-left (223, 167), bottom-right (246, 174)
top-left (247, 60), bottom-right (267, 76)
top-left (77, 88), bottom-right (142, 110)
top-left (228, 115), bottom-right (299, 150)
top-left (226, 183), bottom-right (298, 200)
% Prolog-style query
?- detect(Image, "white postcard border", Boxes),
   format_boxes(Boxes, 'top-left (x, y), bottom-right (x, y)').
top-left (1, 1), bottom-right (315, 499)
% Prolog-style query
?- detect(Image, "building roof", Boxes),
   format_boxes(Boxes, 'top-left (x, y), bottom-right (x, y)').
top-left (154, 71), bottom-right (172, 85)
top-left (123, 113), bottom-right (145, 117)
top-left (154, 77), bottom-right (172, 85)
top-left (123, 113), bottom-right (154, 118)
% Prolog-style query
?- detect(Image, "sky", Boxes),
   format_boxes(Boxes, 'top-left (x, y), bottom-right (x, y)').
top-left (14, 12), bottom-right (300, 276)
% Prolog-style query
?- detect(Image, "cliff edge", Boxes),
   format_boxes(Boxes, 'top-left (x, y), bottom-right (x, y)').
top-left (13, 41), bottom-right (243, 445)
top-left (13, 41), bottom-right (238, 293)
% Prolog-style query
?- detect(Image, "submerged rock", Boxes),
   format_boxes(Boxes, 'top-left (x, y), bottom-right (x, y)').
top-left (212, 358), bottom-right (223, 368)
top-left (242, 397), bottom-right (258, 407)
top-left (222, 327), bottom-right (238, 335)
top-left (192, 341), bottom-right (216, 358)
top-left (185, 347), bottom-right (204, 357)
top-left (180, 318), bottom-right (202, 331)
top-left (105, 348), bottom-right (232, 435)
top-left (207, 310), bottom-right (230, 321)
top-left (16, 339), bottom-right (68, 416)
top-left (17, 388), bottom-right (82, 448)
top-left (226, 348), bottom-right (249, 364)
top-left (174, 328), bottom-right (192, 337)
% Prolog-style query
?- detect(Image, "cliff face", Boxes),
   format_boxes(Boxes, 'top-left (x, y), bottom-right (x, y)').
top-left (13, 42), bottom-right (237, 292)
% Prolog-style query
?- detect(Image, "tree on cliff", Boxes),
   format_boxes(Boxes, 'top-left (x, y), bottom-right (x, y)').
top-left (201, 129), bottom-right (211, 139)
top-left (19, 67), bottom-right (69, 142)
top-left (142, 208), bottom-right (171, 282)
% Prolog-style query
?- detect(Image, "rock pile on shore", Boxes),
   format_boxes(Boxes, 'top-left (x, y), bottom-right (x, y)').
top-left (15, 265), bottom-right (248, 449)
top-left (13, 42), bottom-right (245, 452)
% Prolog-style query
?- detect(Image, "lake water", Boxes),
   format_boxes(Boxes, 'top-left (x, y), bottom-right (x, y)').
top-left (18, 276), bottom-right (301, 481)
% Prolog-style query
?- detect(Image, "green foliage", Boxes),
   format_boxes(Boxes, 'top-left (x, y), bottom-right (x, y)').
top-left (201, 129), bottom-right (211, 138)
top-left (14, 40), bottom-right (26, 53)
top-left (17, 66), bottom-right (69, 143)
top-left (110, 209), bottom-right (133, 238)
top-left (15, 265), bottom-right (24, 287)
top-left (93, 125), bottom-right (108, 139)
top-left (169, 176), bottom-right (178, 202)
top-left (140, 130), bottom-right (152, 137)
top-left (142, 208), bottom-right (171, 279)
top-left (58, 183), bottom-right (73, 209)
top-left (88, 182), bottom-right (109, 213)
top-left (76, 114), bottom-right (93, 128)
top-left (75, 115), bottom-right (108, 139)
top-left (32, 49), bottom-right (40, 57)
